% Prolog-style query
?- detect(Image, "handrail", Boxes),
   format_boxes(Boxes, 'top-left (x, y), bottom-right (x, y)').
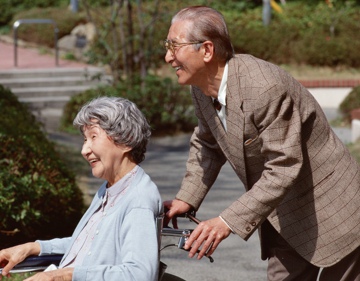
top-left (13, 19), bottom-right (59, 67)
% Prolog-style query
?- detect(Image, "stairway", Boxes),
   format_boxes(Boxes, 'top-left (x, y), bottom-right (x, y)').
top-left (0, 67), bottom-right (112, 132)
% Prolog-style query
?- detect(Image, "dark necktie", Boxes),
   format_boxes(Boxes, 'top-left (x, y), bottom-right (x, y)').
top-left (213, 98), bottom-right (222, 111)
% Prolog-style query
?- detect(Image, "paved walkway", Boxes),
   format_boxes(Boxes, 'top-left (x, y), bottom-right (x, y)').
top-left (0, 38), bottom-right (355, 280)
top-left (49, 130), bottom-right (267, 280)
top-left (0, 37), bottom-right (89, 69)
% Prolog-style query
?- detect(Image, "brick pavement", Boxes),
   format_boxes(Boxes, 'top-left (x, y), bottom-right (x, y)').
top-left (0, 39), bottom-right (89, 69)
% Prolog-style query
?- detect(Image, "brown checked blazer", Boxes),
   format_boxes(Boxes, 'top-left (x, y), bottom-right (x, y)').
top-left (176, 54), bottom-right (360, 267)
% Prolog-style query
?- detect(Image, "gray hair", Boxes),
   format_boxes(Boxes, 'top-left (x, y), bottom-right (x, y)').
top-left (172, 6), bottom-right (234, 62)
top-left (73, 96), bottom-right (151, 164)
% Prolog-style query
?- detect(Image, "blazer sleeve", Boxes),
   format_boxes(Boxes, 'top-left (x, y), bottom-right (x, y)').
top-left (221, 82), bottom-right (304, 240)
top-left (176, 88), bottom-right (227, 210)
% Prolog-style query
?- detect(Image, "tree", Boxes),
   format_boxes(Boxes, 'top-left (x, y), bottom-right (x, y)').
top-left (81, 0), bottom-right (161, 85)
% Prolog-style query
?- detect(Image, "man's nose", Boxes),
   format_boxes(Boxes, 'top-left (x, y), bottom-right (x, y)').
top-left (164, 49), bottom-right (174, 63)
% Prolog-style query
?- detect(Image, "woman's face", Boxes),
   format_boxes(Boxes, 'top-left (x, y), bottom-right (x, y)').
top-left (81, 122), bottom-right (132, 186)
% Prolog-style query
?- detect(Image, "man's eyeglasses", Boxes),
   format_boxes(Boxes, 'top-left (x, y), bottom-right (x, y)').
top-left (161, 39), bottom-right (204, 55)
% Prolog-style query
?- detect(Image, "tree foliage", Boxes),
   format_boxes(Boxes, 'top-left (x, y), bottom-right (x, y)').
top-left (82, 0), bottom-right (164, 84)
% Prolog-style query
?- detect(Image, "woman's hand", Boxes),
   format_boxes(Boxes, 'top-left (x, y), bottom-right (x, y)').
top-left (24, 267), bottom-right (74, 281)
top-left (0, 242), bottom-right (41, 277)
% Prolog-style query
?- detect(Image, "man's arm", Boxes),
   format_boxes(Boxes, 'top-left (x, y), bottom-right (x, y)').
top-left (183, 83), bottom-right (305, 259)
top-left (176, 89), bottom-right (227, 209)
top-left (221, 84), bottom-right (304, 240)
top-left (170, 89), bottom-right (230, 259)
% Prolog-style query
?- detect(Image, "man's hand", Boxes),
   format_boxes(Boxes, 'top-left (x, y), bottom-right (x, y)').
top-left (184, 217), bottom-right (232, 260)
top-left (163, 199), bottom-right (192, 229)
top-left (0, 242), bottom-right (41, 277)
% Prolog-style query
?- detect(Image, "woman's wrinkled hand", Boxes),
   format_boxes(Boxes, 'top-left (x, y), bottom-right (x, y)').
top-left (23, 267), bottom-right (74, 281)
top-left (0, 242), bottom-right (41, 277)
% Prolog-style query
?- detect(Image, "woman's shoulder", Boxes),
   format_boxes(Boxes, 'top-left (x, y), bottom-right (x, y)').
top-left (134, 166), bottom-right (158, 190)
top-left (129, 166), bottom-right (162, 205)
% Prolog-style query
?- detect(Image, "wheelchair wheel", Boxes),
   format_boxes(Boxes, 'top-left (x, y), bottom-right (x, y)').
top-left (161, 272), bottom-right (186, 281)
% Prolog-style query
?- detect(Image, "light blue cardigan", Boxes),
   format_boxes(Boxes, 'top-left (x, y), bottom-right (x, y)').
top-left (38, 166), bottom-right (162, 281)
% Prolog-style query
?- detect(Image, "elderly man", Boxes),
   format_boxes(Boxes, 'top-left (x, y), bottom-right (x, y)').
top-left (163, 6), bottom-right (360, 281)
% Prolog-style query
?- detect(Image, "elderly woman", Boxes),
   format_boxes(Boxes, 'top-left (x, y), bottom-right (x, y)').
top-left (0, 97), bottom-right (162, 281)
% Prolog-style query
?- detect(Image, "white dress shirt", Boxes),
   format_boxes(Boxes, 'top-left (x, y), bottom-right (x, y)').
top-left (213, 62), bottom-right (228, 131)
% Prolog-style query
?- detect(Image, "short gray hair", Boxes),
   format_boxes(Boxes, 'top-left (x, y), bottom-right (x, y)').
top-left (73, 96), bottom-right (151, 164)
top-left (172, 6), bottom-right (234, 62)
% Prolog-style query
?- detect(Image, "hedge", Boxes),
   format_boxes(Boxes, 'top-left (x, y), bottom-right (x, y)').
top-left (339, 86), bottom-right (360, 123)
top-left (61, 75), bottom-right (197, 136)
top-left (0, 85), bottom-right (85, 248)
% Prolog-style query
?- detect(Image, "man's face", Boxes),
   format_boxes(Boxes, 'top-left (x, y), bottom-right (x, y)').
top-left (165, 20), bottom-right (206, 86)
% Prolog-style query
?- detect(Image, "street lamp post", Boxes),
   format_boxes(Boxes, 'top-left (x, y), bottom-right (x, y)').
top-left (70, 0), bottom-right (78, 13)
top-left (262, 0), bottom-right (272, 26)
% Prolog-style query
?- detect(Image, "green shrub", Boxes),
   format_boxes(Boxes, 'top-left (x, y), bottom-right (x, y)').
top-left (12, 7), bottom-right (86, 48)
top-left (347, 140), bottom-right (360, 164)
top-left (339, 86), bottom-right (360, 123)
top-left (230, 2), bottom-right (360, 67)
top-left (0, 85), bottom-right (85, 248)
top-left (0, 0), bottom-right (67, 26)
top-left (61, 75), bottom-right (197, 136)
top-left (0, 2), bottom-right (16, 26)
top-left (5, 1), bottom-right (360, 68)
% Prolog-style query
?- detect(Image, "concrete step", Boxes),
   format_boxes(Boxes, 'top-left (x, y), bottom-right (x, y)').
top-left (0, 76), bottom-right (111, 88)
top-left (21, 96), bottom-right (70, 111)
top-left (31, 108), bottom-right (62, 132)
top-left (0, 67), bottom-right (108, 79)
top-left (12, 85), bottom-right (95, 98)
top-left (20, 95), bottom-right (70, 103)
top-left (0, 66), bottom-right (111, 132)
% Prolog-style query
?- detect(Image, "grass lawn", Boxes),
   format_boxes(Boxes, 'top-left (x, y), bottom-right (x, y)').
top-left (281, 64), bottom-right (360, 80)
top-left (4, 272), bottom-right (35, 280)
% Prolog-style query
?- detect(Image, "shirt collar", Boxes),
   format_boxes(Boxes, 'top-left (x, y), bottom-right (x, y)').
top-left (217, 62), bottom-right (228, 106)
top-left (106, 165), bottom-right (138, 197)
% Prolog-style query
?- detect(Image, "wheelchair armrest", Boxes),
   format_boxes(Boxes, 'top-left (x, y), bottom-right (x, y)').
top-left (0, 254), bottom-right (64, 274)
top-left (14, 254), bottom-right (63, 269)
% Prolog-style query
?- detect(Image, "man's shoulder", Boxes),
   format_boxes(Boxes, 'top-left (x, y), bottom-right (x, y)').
top-left (228, 54), bottom-right (293, 85)
top-left (229, 54), bottom-right (277, 70)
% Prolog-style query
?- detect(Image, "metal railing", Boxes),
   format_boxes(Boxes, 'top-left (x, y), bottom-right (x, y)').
top-left (13, 19), bottom-right (59, 67)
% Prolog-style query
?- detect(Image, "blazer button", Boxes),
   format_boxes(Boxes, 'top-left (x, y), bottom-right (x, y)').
top-left (246, 227), bottom-right (251, 232)
top-left (251, 222), bottom-right (256, 226)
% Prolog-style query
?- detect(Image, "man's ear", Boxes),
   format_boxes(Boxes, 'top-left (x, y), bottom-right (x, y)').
top-left (202, 41), bottom-right (214, 62)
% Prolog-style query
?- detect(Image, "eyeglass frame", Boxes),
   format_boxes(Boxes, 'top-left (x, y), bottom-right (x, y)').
top-left (162, 39), bottom-right (205, 56)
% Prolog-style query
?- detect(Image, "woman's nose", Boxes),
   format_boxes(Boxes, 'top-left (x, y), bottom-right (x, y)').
top-left (81, 143), bottom-right (91, 158)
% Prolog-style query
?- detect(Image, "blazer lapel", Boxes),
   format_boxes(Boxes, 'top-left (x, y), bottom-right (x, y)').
top-left (224, 73), bottom-right (248, 187)
top-left (198, 94), bottom-right (227, 139)
top-left (197, 72), bottom-right (248, 187)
